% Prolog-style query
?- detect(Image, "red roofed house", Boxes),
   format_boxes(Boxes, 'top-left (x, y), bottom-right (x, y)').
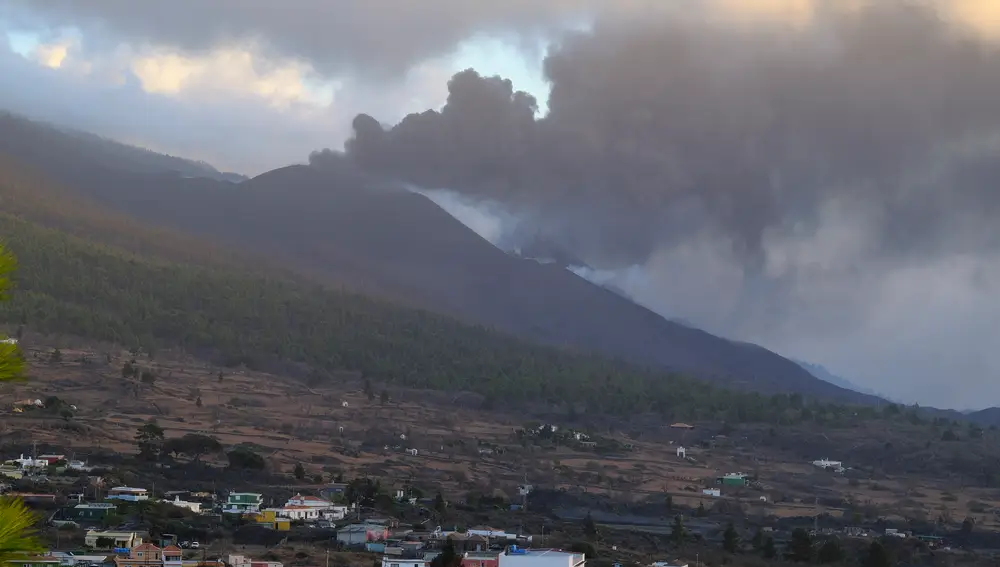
top-left (265, 504), bottom-right (321, 522)
top-left (114, 543), bottom-right (162, 567)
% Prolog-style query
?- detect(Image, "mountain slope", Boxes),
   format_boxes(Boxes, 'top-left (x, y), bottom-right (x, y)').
top-left (0, 155), bottom-right (867, 422)
top-left (0, 112), bottom-right (246, 182)
top-left (0, 116), bottom-right (876, 403)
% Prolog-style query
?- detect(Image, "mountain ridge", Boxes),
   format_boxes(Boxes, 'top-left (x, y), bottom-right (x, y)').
top-left (0, 110), bottom-right (878, 404)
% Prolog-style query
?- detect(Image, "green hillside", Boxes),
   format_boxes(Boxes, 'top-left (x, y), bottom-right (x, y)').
top-left (0, 156), bottom-right (874, 424)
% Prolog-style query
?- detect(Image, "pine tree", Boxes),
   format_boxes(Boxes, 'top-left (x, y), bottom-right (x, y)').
top-left (670, 515), bottom-right (685, 547)
top-left (762, 537), bottom-right (776, 559)
top-left (862, 541), bottom-right (891, 567)
top-left (294, 462), bottom-right (306, 481)
top-left (723, 522), bottom-right (739, 553)
top-left (583, 513), bottom-right (599, 540)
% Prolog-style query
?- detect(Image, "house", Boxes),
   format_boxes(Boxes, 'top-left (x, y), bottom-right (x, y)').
top-left (70, 502), bottom-right (117, 521)
top-left (107, 487), bottom-right (149, 502)
top-left (380, 557), bottom-right (426, 567)
top-left (701, 489), bottom-right (720, 497)
top-left (249, 510), bottom-right (291, 531)
top-left (326, 483), bottom-right (348, 494)
top-left (161, 546), bottom-right (183, 567)
top-left (37, 455), bottom-right (66, 465)
top-left (228, 556), bottom-right (282, 567)
top-left (498, 548), bottom-right (585, 567)
top-left (224, 492), bottom-right (264, 514)
top-left (338, 524), bottom-right (390, 546)
top-left (285, 493), bottom-right (332, 510)
top-left (675, 447), bottom-right (686, 458)
top-left (6, 557), bottom-right (62, 567)
top-left (811, 459), bottom-right (845, 472)
top-left (717, 473), bottom-right (747, 487)
top-left (467, 527), bottom-right (509, 539)
top-left (166, 497), bottom-right (201, 514)
top-left (265, 505), bottom-right (321, 522)
top-left (84, 530), bottom-right (143, 549)
top-left (669, 423), bottom-right (694, 430)
top-left (113, 543), bottom-right (162, 567)
top-left (461, 552), bottom-right (500, 567)
top-left (6, 454), bottom-right (47, 468)
top-left (12, 493), bottom-right (57, 504)
top-left (651, 562), bottom-right (688, 567)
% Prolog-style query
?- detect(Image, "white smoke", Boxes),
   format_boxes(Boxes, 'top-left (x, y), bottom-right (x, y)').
top-left (411, 183), bottom-right (1000, 410)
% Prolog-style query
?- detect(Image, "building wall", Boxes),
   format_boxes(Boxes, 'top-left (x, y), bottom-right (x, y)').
top-left (498, 553), bottom-right (583, 567)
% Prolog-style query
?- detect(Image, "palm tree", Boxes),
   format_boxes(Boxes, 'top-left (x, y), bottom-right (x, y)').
top-left (0, 246), bottom-right (42, 561)
top-left (0, 497), bottom-right (42, 562)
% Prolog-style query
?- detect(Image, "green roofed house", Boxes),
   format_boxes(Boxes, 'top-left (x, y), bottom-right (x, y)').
top-left (224, 492), bottom-right (264, 514)
top-left (72, 502), bottom-right (117, 520)
top-left (717, 473), bottom-right (748, 487)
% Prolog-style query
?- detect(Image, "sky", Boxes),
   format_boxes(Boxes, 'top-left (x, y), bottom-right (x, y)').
top-left (0, 2), bottom-right (557, 175)
top-left (4, 0), bottom-right (1000, 409)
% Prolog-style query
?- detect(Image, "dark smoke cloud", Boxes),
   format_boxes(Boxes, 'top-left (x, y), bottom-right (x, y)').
top-left (336, 1), bottom-right (1000, 408)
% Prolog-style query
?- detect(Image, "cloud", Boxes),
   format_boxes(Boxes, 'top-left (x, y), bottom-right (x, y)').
top-left (337, 1), bottom-right (1000, 409)
top-left (0, 21), bottom-right (459, 174)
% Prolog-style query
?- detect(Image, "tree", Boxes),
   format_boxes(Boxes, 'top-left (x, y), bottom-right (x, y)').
top-left (0, 251), bottom-right (41, 564)
top-left (723, 522), bottom-right (739, 553)
top-left (582, 513), bottom-right (598, 540)
top-left (364, 378), bottom-right (374, 401)
top-left (227, 446), bottom-right (266, 470)
top-left (217, 370), bottom-right (224, 383)
top-left (430, 538), bottom-right (462, 567)
top-left (433, 492), bottom-right (447, 518)
top-left (751, 528), bottom-right (763, 550)
top-left (135, 421), bottom-right (165, 460)
top-left (50, 348), bottom-right (62, 363)
top-left (862, 540), bottom-right (891, 567)
top-left (0, 497), bottom-right (42, 562)
top-left (380, 389), bottom-right (390, 405)
top-left (294, 462), bottom-right (306, 481)
top-left (94, 537), bottom-right (115, 549)
top-left (140, 370), bottom-right (156, 385)
top-left (817, 539), bottom-right (844, 564)
top-left (670, 515), bottom-right (685, 547)
top-left (162, 433), bottom-right (222, 461)
top-left (762, 537), bottom-right (776, 559)
top-left (121, 362), bottom-right (135, 379)
top-left (195, 396), bottom-right (203, 408)
top-left (696, 501), bottom-right (706, 516)
top-left (786, 528), bottom-right (813, 562)
top-left (665, 495), bottom-right (673, 511)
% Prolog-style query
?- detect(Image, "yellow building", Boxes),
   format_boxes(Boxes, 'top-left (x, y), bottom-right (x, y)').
top-left (250, 510), bottom-right (290, 531)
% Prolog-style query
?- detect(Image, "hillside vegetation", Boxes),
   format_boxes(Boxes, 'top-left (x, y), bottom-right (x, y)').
top-left (0, 158), bottom-right (880, 425)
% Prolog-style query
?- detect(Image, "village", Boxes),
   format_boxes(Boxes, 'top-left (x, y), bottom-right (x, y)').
top-left (1, 342), bottom-right (999, 567)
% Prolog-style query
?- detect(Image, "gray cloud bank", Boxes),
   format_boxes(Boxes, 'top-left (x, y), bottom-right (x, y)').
top-left (5, 0), bottom-right (603, 78)
top-left (329, 2), bottom-right (1000, 408)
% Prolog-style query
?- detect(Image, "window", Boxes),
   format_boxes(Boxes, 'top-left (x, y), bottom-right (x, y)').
top-left (391, 563), bottom-right (400, 567)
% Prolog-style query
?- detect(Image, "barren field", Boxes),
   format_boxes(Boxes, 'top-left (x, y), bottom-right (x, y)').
top-left (3, 333), bottom-right (1000, 533)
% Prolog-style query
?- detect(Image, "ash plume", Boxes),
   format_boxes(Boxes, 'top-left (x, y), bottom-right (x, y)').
top-left (329, 1), bottom-right (1000, 408)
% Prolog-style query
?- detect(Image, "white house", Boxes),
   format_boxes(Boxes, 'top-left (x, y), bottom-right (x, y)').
top-left (811, 459), bottom-right (845, 472)
top-left (499, 548), bottom-right (585, 567)
top-left (166, 496), bottom-right (201, 514)
top-left (266, 505), bottom-right (322, 522)
top-left (381, 557), bottom-right (426, 567)
top-left (286, 493), bottom-right (332, 510)
top-left (107, 487), bottom-right (149, 502)
top-left (702, 488), bottom-right (721, 497)
top-left (6, 454), bottom-right (48, 469)
top-left (676, 447), bottom-right (686, 458)
top-left (84, 530), bottom-right (143, 548)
